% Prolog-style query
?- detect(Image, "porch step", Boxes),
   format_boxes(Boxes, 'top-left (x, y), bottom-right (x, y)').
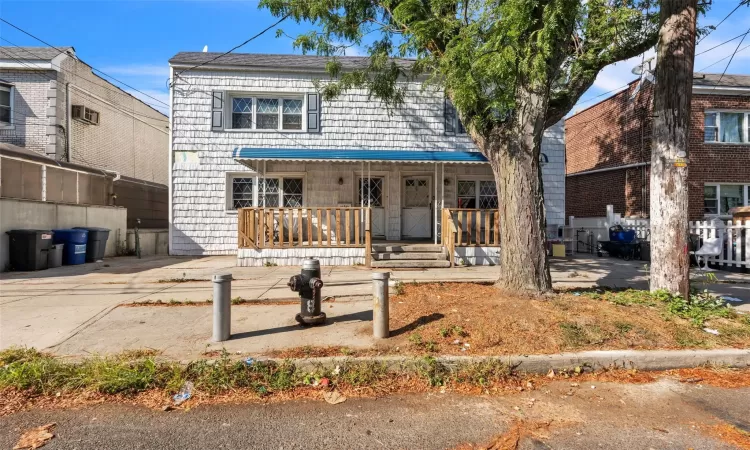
top-left (371, 260), bottom-right (451, 269)
top-left (371, 244), bottom-right (443, 253)
top-left (373, 252), bottom-right (446, 261)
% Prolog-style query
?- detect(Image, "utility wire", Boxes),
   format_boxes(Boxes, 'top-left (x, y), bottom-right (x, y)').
top-left (695, 30), bottom-right (749, 56)
top-left (712, 26), bottom-right (750, 89)
top-left (696, 0), bottom-right (749, 45)
top-left (171, 13), bottom-right (290, 83)
top-left (697, 43), bottom-right (750, 71)
top-left (0, 18), bottom-right (170, 108)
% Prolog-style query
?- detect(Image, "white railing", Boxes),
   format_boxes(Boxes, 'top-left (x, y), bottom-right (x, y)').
top-left (690, 220), bottom-right (749, 269)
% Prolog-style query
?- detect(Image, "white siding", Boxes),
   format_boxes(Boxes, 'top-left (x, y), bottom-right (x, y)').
top-left (170, 68), bottom-right (566, 256)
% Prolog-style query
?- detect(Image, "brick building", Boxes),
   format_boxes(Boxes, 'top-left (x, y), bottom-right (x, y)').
top-left (565, 72), bottom-right (750, 221)
top-left (0, 46), bottom-right (168, 227)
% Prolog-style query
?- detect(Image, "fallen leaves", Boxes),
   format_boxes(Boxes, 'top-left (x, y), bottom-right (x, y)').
top-left (323, 390), bottom-right (347, 405)
top-left (14, 423), bottom-right (56, 450)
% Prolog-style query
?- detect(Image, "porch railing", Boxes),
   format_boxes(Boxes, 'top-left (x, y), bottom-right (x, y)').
top-left (238, 207), bottom-right (373, 266)
top-left (442, 208), bottom-right (500, 248)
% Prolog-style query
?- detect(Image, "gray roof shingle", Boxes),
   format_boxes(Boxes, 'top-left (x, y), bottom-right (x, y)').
top-left (0, 46), bottom-right (75, 62)
top-left (694, 72), bottom-right (750, 88)
top-left (169, 52), bottom-right (413, 71)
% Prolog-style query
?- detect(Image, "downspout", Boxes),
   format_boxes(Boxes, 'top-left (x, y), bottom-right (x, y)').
top-left (65, 82), bottom-right (71, 162)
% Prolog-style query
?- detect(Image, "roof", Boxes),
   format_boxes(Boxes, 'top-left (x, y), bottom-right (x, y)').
top-left (169, 52), bottom-right (413, 71)
top-left (0, 46), bottom-right (74, 62)
top-left (693, 72), bottom-right (750, 89)
top-left (232, 148), bottom-right (488, 164)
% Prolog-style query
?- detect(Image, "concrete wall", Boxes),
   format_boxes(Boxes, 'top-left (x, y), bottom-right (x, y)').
top-left (114, 179), bottom-right (168, 229)
top-left (0, 198), bottom-right (126, 271)
top-left (126, 228), bottom-right (168, 256)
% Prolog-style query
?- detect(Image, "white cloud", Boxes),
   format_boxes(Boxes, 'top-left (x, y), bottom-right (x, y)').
top-left (126, 89), bottom-right (170, 116)
top-left (99, 64), bottom-right (170, 78)
top-left (592, 49), bottom-right (656, 92)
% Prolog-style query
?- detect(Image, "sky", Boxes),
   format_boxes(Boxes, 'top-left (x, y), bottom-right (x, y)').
top-left (1, 0), bottom-right (748, 117)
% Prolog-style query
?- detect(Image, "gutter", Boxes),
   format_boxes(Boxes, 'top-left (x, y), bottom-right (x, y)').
top-left (566, 162), bottom-right (650, 177)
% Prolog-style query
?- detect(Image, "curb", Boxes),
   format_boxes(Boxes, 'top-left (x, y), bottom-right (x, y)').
top-left (273, 349), bottom-right (750, 374)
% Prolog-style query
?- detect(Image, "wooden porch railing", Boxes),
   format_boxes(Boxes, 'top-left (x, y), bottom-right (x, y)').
top-left (442, 208), bottom-right (500, 249)
top-left (238, 207), bottom-right (372, 266)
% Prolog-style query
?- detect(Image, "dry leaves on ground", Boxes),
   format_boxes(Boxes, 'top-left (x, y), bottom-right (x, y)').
top-left (323, 390), bottom-right (347, 405)
top-left (13, 423), bottom-right (56, 450)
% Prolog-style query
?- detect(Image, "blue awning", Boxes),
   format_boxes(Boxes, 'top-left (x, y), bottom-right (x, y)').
top-left (232, 148), bottom-right (488, 164)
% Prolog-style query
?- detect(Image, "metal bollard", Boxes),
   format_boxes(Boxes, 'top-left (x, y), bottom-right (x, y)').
top-left (372, 272), bottom-right (390, 339)
top-left (212, 272), bottom-right (232, 342)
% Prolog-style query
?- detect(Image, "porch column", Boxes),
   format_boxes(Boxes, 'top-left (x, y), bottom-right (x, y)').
top-left (434, 162), bottom-right (438, 244)
top-left (441, 162), bottom-right (445, 242)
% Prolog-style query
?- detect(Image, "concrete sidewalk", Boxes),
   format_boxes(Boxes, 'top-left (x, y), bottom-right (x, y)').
top-left (1, 255), bottom-right (748, 358)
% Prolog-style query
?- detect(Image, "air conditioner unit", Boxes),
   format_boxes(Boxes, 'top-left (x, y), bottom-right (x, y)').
top-left (72, 105), bottom-right (100, 125)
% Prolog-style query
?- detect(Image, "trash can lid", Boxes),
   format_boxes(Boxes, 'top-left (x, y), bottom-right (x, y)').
top-left (6, 229), bottom-right (53, 234)
top-left (73, 227), bottom-right (111, 232)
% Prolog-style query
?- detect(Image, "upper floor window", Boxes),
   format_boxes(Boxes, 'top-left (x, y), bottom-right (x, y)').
top-left (72, 105), bottom-right (100, 125)
top-left (444, 99), bottom-right (466, 135)
top-left (0, 83), bottom-right (13, 126)
top-left (229, 95), bottom-right (303, 131)
top-left (704, 111), bottom-right (749, 144)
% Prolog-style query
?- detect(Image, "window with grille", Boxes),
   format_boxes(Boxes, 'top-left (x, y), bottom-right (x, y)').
top-left (704, 111), bottom-right (750, 143)
top-left (358, 178), bottom-right (384, 207)
top-left (260, 178), bottom-right (280, 207)
top-left (228, 94), bottom-right (305, 131)
top-left (231, 177), bottom-right (254, 208)
top-left (283, 178), bottom-right (303, 207)
top-left (457, 180), bottom-right (498, 209)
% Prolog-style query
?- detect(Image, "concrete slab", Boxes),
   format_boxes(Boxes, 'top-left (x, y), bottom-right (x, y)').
top-left (55, 301), bottom-right (375, 359)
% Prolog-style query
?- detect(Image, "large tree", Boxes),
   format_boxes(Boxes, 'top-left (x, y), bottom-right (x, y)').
top-left (261, 0), bottom-right (659, 294)
top-left (649, 0), bottom-right (697, 298)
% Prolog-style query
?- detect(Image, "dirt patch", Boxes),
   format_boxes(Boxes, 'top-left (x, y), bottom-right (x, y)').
top-left (377, 283), bottom-right (750, 355)
top-left (453, 420), bottom-right (555, 450)
top-left (703, 423), bottom-right (750, 450)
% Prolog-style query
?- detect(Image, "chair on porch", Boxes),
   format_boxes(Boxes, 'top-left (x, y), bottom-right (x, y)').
top-left (690, 236), bottom-right (723, 271)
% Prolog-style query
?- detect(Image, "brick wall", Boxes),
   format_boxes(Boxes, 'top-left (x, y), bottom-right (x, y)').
top-left (0, 69), bottom-right (58, 156)
top-left (565, 82), bottom-right (750, 220)
top-left (58, 57), bottom-right (169, 184)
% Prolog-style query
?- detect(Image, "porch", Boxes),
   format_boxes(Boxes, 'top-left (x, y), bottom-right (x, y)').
top-left (236, 206), bottom-right (501, 267)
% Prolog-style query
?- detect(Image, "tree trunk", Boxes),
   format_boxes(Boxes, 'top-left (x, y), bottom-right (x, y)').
top-left (650, 0), bottom-right (696, 298)
top-left (483, 88), bottom-right (552, 294)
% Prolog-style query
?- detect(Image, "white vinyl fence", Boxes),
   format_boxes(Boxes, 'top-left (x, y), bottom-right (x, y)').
top-left (690, 220), bottom-right (749, 269)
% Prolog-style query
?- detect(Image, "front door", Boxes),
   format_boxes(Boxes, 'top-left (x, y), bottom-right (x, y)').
top-left (401, 176), bottom-right (432, 239)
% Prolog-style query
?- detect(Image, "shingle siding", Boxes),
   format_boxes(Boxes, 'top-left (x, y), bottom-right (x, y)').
top-left (170, 68), bottom-right (566, 255)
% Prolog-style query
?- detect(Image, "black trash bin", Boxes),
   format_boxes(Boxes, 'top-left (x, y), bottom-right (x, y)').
top-left (73, 227), bottom-right (110, 262)
top-left (6, 229), bottom-right (54, 271)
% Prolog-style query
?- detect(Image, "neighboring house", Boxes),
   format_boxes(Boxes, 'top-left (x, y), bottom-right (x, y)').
top-left (565, 72), bottom-right (750, 221)
top-left (0, 46), bottom-right (168, 228)
top-left (168, 52), bottom-right (565, 266)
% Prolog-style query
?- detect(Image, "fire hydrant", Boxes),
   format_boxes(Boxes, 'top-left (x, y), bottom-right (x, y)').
top-left (287, 258), bottom-right (326, 326)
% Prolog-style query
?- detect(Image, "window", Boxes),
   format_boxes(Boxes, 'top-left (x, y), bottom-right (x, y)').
top-left (444, 99), bottom-right (466, 135)
top-left (457, 180), bottom-right (498, 209)
top-left (283, 178), bottom-right (303, 207)
top-left (72, 105), bottom-right (100, 125)
top-left (0, 84), bottom-right (12, 126)
top-left (704, 111), bottom-right (750, 143)
top-left (260, 178), bottom-right (280, 207)
top-left (258, 177), bottom-right (304, 207)
top-left (227, 94), bottom-right (304, 131)
top-left (358, 177), bottom-right (384, 207)
top-left (231, 177), bottom-right (254, 208)
top-left (704, 184), bottom-right (750, 216)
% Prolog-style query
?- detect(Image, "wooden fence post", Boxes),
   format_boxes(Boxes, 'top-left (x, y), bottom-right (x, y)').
top-left (365, 208), bottom-right (372, 268)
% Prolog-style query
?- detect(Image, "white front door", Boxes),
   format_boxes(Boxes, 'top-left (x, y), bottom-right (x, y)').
top-left (359, 177), bottom-right (386, 238)
top-left (402, 176), bottom-right (432, 239)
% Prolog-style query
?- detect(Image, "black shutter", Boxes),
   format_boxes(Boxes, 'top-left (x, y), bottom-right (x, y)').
top-left (444, 98), bottom-right (456, 135)
top-left (211, 91), bottom-right (224, 131)
top-left (306, 92), bottom-right (320, 132)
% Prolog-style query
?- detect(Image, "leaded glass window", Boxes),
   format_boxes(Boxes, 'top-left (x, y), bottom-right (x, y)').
top-left (282, 99), bottom-right (303, 130)
top-left (232, 98), bottom-right (253, 129)
top-left (256, 98), bottom-right (279, 129)
top-left (231, 177), bottom-right (254, 208)
top-left (358, 178), bottom-right (384, 207)
top-left (283, 178), bottom-right (304, 207)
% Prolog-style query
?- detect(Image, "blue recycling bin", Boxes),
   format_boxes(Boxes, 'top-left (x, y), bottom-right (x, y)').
top-left (52, 229), bottom-right (89, 265)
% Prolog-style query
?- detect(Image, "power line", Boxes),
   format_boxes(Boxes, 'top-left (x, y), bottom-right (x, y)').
top-left (696, 0), bottom-right (748, 45)
top-left (0, 18), bottom-right (169, 108)
top-left (695, 30), bottom-right (749, 56)
top-left (697, 43), bottom-right (750, 71)
top-left (171, 13), bottom-right (290, 83)
top-left (712, 26), bottom-right (750, 89)
top-left (0, 40), bottom-right (170, 123)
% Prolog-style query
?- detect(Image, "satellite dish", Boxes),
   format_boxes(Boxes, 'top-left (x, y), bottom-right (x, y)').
top-left (202, 45), bottom-right (208, 52)
top-left (631, 57), bottom-right (655, 75)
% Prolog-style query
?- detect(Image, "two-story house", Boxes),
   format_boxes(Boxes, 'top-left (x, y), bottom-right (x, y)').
top-left (565, 72), bottom-right (750, 221)
top-left (168, 52), bottom-right (566, 267)
top-left (0, 46), bottom-right (169, 228)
